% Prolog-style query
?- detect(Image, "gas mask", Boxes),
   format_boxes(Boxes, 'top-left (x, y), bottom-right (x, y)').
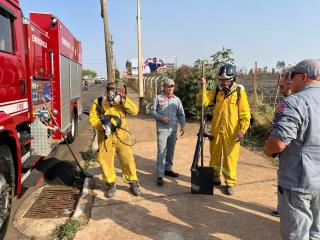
top-left (105, 83), bottom-right (127, 105)
top-left (106, 87), bottom-right (121, 105)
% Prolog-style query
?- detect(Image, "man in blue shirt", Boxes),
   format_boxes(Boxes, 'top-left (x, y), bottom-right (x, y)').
top-left (150, 79), bottom-right (186, 186)
top-left (264, 59), bottom-right (320, 239)
top-left (146, 57), bottom-right (164, 73)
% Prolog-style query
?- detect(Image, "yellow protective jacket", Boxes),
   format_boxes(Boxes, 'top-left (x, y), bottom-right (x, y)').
top-left (89, 97), bottom-right (139, 139)
top-left (197, 83), bottom-right (251, 138)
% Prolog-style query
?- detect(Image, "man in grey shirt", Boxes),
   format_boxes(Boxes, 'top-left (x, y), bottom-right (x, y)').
top-left (264, 59), bottom-right (320, 239)
top-left (150, 79), bottom-right (185, 186)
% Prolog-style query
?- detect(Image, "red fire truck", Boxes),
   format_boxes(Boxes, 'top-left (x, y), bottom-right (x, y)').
top-left (0, 0), bottom-right (82, 234)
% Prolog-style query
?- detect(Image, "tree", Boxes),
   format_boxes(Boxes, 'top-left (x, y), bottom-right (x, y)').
top-left (263, 66), bottom-right (268, 74)
top-left (82, 69), bottom-right (97, 78)
top-left (210, 47), bottom-right (234, 72)
top-left (125, 60), bottom-right (132, 75)
top-left (114, 69), bottom-right (120, 80)
top-left (276, 61), bottom-right (286, 70)
top-left (173, 47), bottom-right (235, 119)
top-left (174, 65), bottom-right (200, 119)
top-left (206, 47), bottom-right (235, 89)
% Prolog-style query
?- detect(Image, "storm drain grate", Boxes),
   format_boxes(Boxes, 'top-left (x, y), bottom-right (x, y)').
top-left (24, 185), bottom-right (80, 219)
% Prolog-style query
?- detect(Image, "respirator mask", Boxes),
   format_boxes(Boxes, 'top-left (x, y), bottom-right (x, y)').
top-left (105, 83), bottom-right (126, 105)
top-left (106, 87), bottom-right (121, 105)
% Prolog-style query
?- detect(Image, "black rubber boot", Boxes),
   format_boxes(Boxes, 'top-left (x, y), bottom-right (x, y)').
top-left (157, 177), bottom-right (164, 186)
top-left (226, 186), bottom-right (234, 195)
top-left (106, 183), bottom-right (116, 198)
top-left (129, 181), bottom-right (142, 196)
top-left (272, 209), bottom-right (280, 217)
top-left (164, 170), bottom-right (179, 178)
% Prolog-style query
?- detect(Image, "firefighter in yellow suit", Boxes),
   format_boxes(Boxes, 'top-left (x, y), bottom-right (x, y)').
top-left (89, 82), bottom-right (141, 198)
top-left (198, 64), bottom-right (251, 195)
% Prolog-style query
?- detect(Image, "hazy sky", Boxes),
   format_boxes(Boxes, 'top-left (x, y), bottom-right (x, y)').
top-left (20, 0), bottom-right (320, 77)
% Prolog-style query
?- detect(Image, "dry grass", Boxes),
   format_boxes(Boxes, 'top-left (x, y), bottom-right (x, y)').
top-left (242, 98), bottom-right (279, 166)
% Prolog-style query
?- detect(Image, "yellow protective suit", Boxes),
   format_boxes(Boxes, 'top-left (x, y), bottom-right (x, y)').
top-left (89, 97), bottom-right (139, 184)
top-left (198, 83), bottom-right (251, 186)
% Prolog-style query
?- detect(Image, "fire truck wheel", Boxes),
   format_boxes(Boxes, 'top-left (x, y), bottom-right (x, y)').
top-left (0, 145), bottom-right (15, 238)
top-left (66, 112), bottom-right (78, 143)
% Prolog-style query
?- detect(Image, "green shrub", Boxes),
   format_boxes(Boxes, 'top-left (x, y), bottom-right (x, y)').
top-left (54, 219), bottom-right (81, 240)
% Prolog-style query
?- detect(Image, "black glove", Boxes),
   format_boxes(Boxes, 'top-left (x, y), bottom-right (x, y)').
top-left (101, 116), bottom-right (112, 137)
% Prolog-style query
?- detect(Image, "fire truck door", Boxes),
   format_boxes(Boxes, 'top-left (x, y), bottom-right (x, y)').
top-left (0, 6), bottom-right (26, 104)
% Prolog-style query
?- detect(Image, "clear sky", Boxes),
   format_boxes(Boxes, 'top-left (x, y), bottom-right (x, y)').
top-left (20, 0), bottom-right (320, 77)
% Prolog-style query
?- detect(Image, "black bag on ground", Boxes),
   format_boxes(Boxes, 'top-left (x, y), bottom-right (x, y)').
top-left (190, 114), bottom-right (214, 195)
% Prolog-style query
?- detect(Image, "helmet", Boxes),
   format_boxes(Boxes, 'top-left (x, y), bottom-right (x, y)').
top-left (218, 63), bottom-right (237, 81)
top-left (280, 66), bottom-right (294, 80)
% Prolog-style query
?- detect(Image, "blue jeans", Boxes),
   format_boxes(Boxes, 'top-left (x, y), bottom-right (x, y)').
top-left (278, 186), bottom-right (320, 240)
top-left (156, 130), bottom-right (177, 178)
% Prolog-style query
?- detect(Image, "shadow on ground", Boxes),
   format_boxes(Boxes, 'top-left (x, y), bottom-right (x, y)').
top-left (88, 154), bottom-right (279, 240)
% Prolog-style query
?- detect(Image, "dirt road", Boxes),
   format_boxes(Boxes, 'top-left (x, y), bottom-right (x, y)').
top-left (75, 87), bottom-right (280, 240)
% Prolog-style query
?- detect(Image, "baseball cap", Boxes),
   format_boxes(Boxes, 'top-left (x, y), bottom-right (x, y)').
top-left (292, 59), bottom-right (320, 80)
top-left (280, 66), bottom-right (294, 78)
top-left (163, 79), bottom-right (175, 86)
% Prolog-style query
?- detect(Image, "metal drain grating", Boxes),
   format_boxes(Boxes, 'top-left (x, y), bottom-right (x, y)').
top-left (24, 185), bottom-right (80, 219)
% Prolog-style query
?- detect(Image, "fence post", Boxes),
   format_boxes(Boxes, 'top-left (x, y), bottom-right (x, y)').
top-left (274, 85), bottom-right (280, 111)
top-left (154, 76), bottom-right (158, 96)
top-left (252, 62), bottom-right (258, 116)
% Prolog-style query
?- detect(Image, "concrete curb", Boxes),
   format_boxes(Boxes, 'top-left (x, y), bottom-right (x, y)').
top-left (72, 176), bottom-right (95, 225)
top-left (71, 112), bottom-right (97, 225)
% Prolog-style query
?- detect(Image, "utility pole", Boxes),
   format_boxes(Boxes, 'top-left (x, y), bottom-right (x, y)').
top-left (110, 35), bottom-right (116, 80)
top-left (137, 0), bottom-right (144, 110)
top-left (100, 0), bottom-right (114, 82)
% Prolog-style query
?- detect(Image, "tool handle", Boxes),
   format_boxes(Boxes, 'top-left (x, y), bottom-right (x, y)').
top-left (191, 131), bottom-right (202, 171)
top-left (200, 61), bottom-right (205, 167)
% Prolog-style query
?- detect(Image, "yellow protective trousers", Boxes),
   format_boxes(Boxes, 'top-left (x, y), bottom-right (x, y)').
top-left (97, 131), bottom-right (138, 184)
top-left (89, 97), bottom-right (140, 184)
top-left (197, 83), bottom-right (251, 186)
top-left (209, 132), bottom-right (240, 186)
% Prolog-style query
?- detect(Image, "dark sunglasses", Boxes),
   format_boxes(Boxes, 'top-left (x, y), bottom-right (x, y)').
top-left (290, 72), bottom-right (305, 79)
